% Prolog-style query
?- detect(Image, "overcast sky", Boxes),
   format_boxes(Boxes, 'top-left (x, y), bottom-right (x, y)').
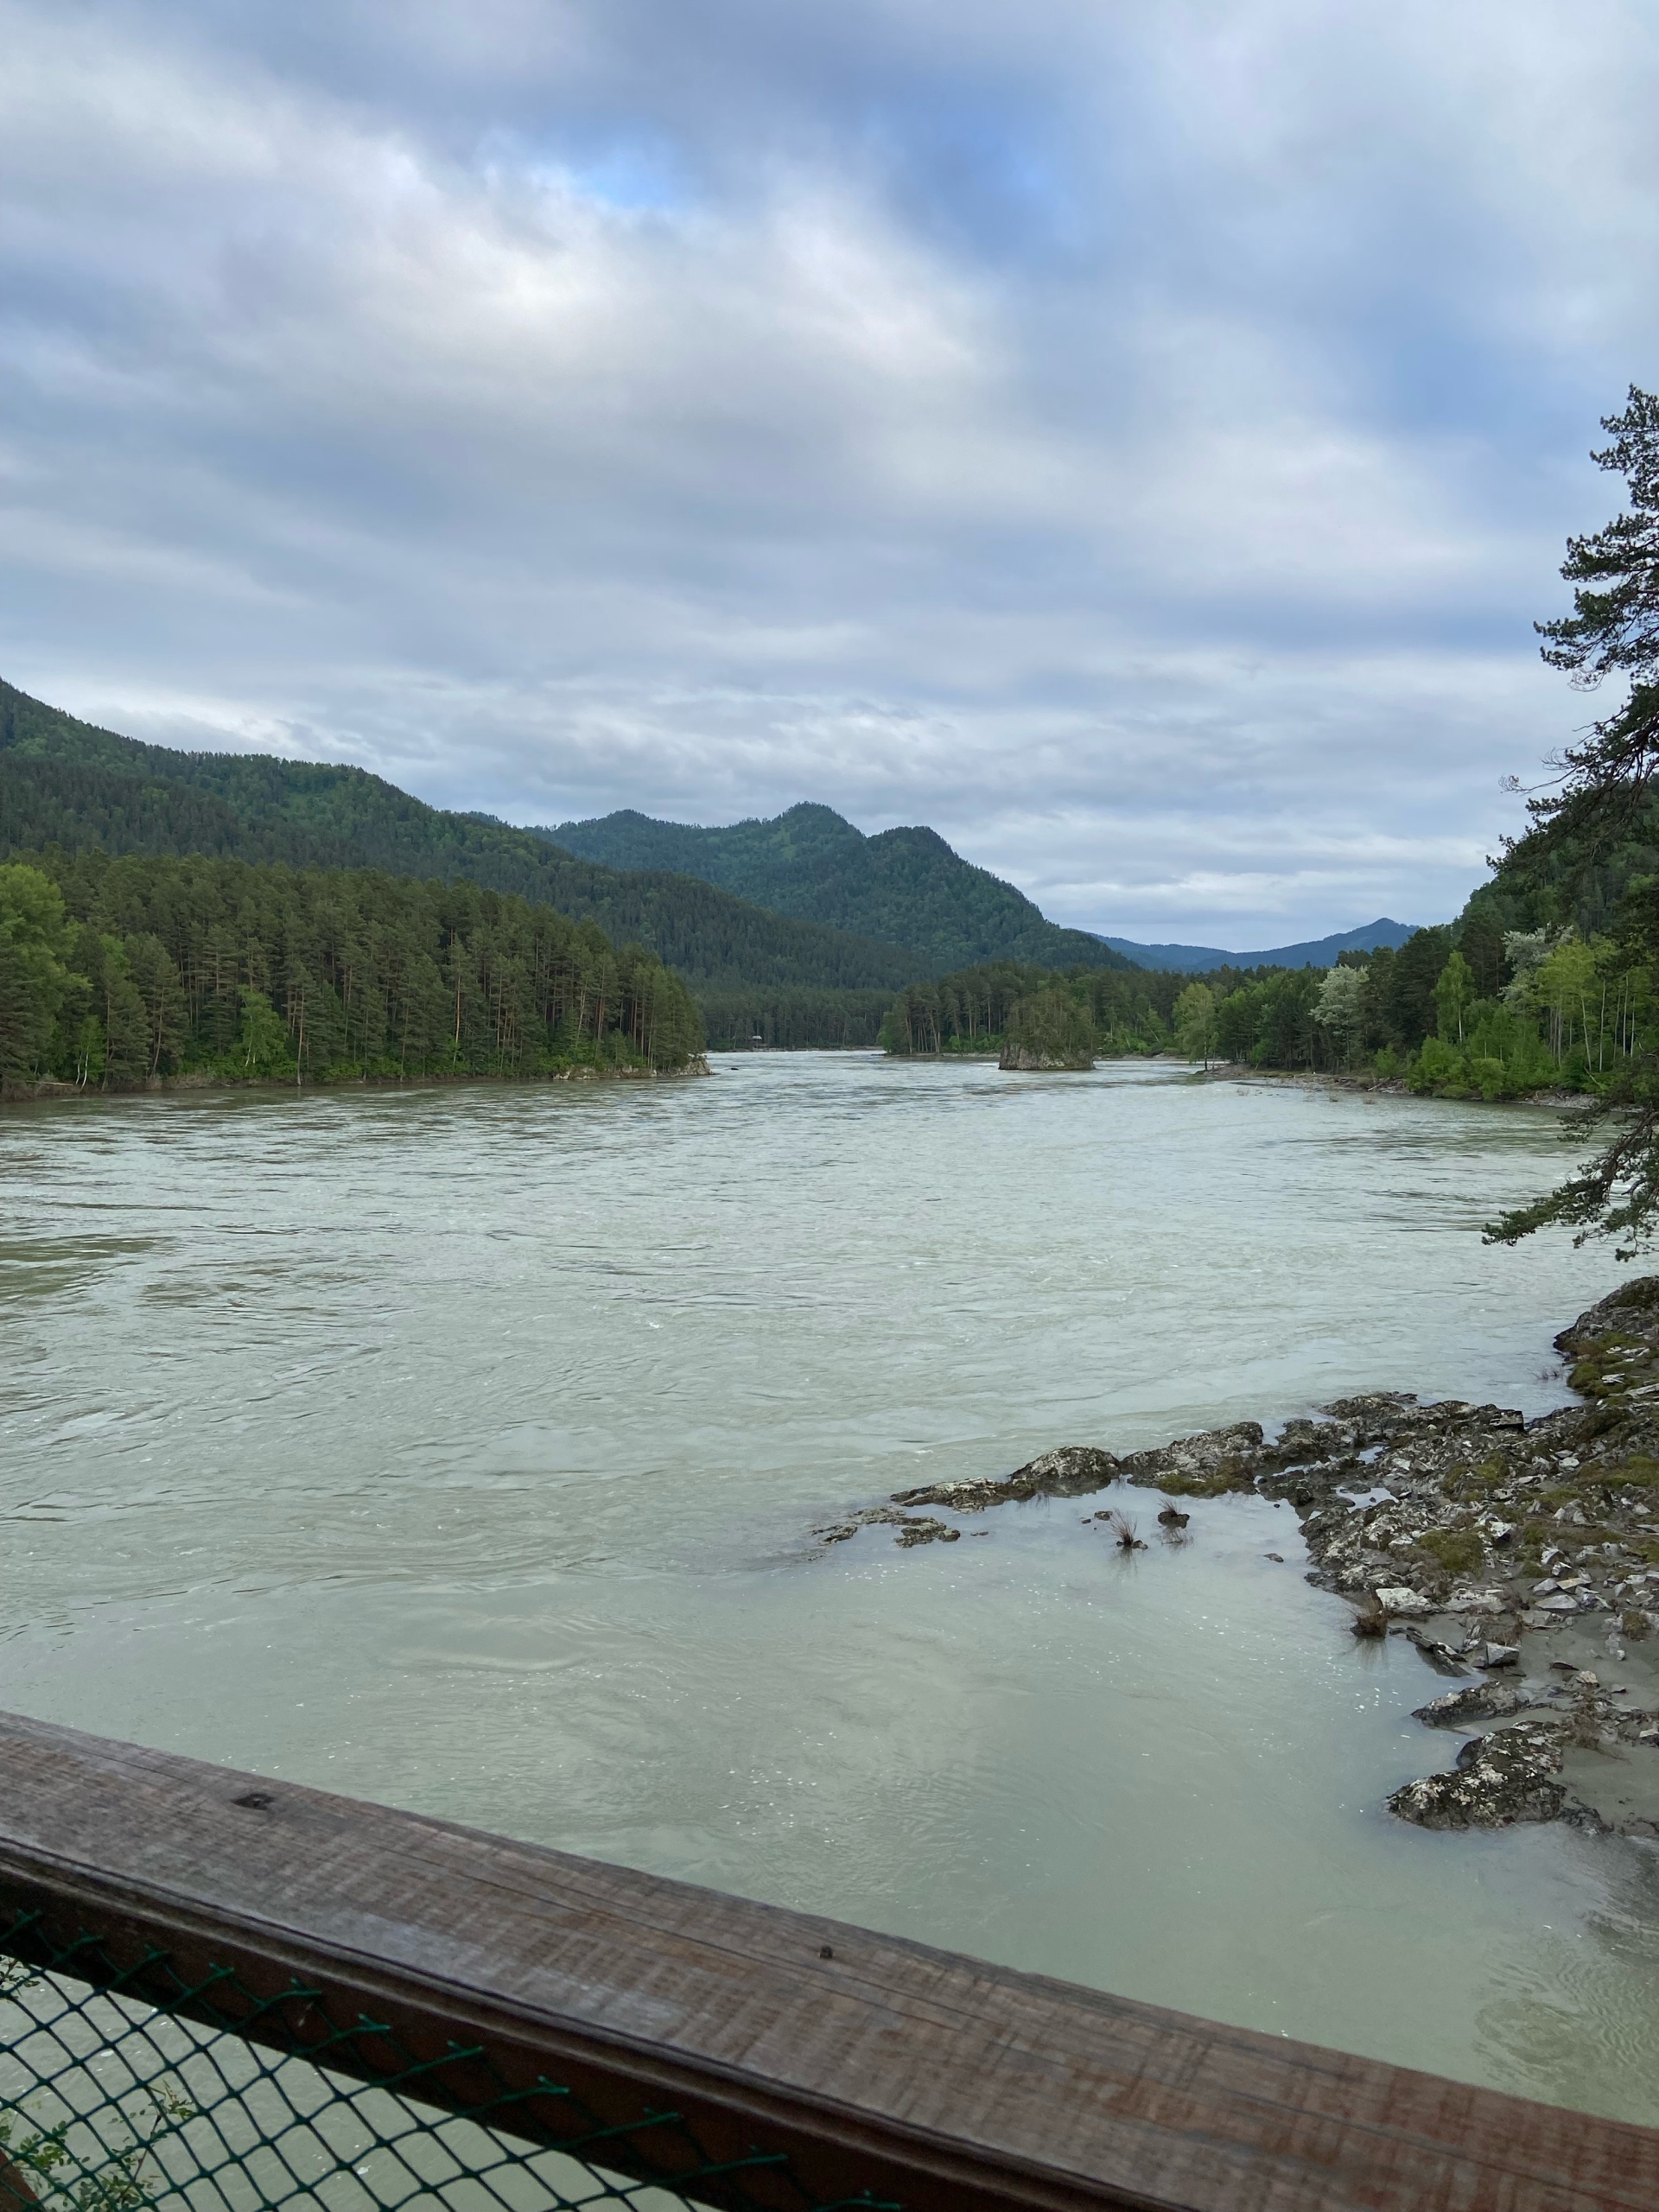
top-left (4, 2), bottom-right (1657, 945)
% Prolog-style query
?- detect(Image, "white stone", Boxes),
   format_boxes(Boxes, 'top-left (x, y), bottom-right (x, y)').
top-left (1374, 1586), bottom-right (1433, 1617)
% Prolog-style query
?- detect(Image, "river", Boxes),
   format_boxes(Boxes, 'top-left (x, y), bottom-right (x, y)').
top-left (3, 1052), bottom-right (1657, 2122)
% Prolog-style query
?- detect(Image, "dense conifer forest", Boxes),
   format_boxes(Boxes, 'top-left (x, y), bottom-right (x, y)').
top-left (0, 683), bottom-right (919, 995)
top-left (0, 849), bottom-right (705, 1097)
top-left (880, 961), bottom-right (1187, 1055)
top-left (697, 986), bottom-right (897, 1050)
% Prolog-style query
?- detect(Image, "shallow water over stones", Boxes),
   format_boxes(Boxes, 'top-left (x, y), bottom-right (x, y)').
top-left (3, 1053), bottom-right (1659, 2122)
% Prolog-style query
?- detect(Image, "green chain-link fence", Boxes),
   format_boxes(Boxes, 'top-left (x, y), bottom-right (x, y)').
top-left (0, 1907), bottom-right (899, 2212)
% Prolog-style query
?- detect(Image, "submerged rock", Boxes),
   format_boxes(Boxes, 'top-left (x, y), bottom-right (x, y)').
top-left (894, 1517), bottom-right (960, 1548)
top-left (1403, 1623), bottom-right (1473, 1675)
top-left (893, 1444), bottom-right (1120, 1512)
top-left (814, 1505), bottom-right (962, 1548)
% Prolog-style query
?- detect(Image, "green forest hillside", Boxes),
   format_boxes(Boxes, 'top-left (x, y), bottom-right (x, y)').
top-left (0, 683), bottom-right (919, 995)
top-left (0, 849), bottom-right (705, 1096)
top-left (543, 802), bottom-right (1135, 975)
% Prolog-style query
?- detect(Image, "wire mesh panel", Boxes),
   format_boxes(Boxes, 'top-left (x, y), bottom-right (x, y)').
top-left (10, 1717), bottom-right (1656, 2212)
top-left (0, 1910), bottom-right (899, 2212)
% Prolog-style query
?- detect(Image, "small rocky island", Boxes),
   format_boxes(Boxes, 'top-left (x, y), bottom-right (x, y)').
top-left (818, 1280), bottom-right (1659, 1839)
top-left (995, 983), bottom-right (1097, 1071)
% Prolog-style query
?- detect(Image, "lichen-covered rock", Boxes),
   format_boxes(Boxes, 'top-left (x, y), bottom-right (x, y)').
top-left (1554, 1276), bottom-right (1659, 1401)
top-left (892, 1444), bottom-right (1119, 1512)
top-left (1389, 1721), bottom-right (1567, 1829)
top-left (1414, 1680), bottom-right (1522, 1727)
top-left (1445, 1586), bottom-right (1507, 1614)
top-left (1374, 1585), bottom-right (1433, 1616)
top-left (1320, 1391), bottom-right (1421, 1439)
top-left (1118, 1422), bottom-right (1265, 1497)
top-left (1010, 1446), bottom-right (1122, 1496)
top-left (1258, 1416), bottom-right (1351, 1469)
top-left (1323, 1393), bottom-right (1523, 1443)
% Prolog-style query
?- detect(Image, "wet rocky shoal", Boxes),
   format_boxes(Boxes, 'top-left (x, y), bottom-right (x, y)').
top-left (817, 1280), bottom-right (1659, 1837)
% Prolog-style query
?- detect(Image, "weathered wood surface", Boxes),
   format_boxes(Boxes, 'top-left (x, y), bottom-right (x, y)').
top-left (0, 1710), bottom-right (1654, 2212)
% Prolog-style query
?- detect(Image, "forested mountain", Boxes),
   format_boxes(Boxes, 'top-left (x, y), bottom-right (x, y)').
top-left (0, 683), bottom-right (919, 992)
top-left (0, 849), bottom-right (704, 1096)
top-left (543, 803), bottom-right (1135, 975)
top-left (1096, 918), bottom-right (1418, 973)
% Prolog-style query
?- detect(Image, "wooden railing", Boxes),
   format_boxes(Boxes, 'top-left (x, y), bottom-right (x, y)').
top-left (0, 1708), bottom-right (1655, 2210)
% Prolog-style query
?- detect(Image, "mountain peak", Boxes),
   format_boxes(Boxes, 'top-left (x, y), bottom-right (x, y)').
top-left (549, 804), bottom-right (1131, 974)
top-left (1096, 918), bottom-right (1423, 973)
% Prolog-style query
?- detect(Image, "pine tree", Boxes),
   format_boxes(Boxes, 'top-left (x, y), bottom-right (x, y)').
top-left (1493, 389), bottom-right (1659, 1248)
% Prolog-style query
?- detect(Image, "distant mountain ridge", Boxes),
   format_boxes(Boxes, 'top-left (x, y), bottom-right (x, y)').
top-left (1094, 919), bottom-right (1420, 973)
top-left (541, 803), bottom-right (1133, 976)
top-left (0, 682), bottom-right (921, 992)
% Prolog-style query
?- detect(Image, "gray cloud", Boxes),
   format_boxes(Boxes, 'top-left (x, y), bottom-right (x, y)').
top-left (3, 0), bottom-right (1656, 942)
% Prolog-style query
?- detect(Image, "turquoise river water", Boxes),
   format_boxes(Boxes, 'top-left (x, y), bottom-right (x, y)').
top-left (3, 1052), bottom-right (1658, 2121)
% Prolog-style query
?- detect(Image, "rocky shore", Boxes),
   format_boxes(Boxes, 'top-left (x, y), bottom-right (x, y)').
top-left (817, 1280), bottom-right (1659, 1839)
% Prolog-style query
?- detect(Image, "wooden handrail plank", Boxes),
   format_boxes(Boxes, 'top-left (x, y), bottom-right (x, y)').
top-left (0, 1709), bottom-right (1653, 2211)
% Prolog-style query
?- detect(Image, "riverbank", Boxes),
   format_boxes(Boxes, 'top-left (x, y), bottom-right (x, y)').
top-left (2, 1058), bottom-right (713, 1103)
top-left (819, 1279), bottom-right (1659, 1840)
top-left (1196, 1061), bottom-right (1584, 1108)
